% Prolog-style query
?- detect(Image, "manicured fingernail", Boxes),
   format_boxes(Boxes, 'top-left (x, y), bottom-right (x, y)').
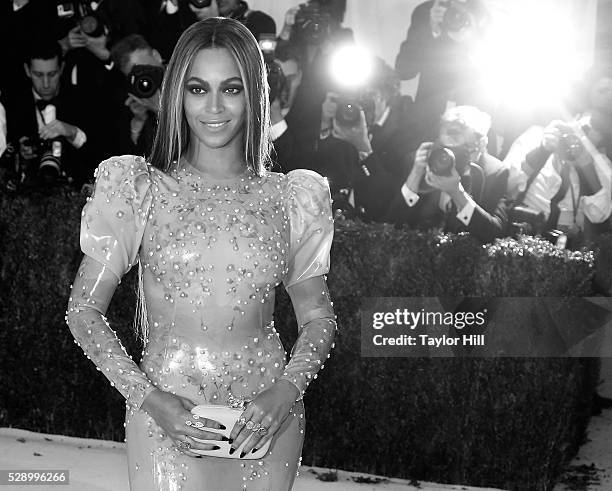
top-left (251, 448), bottom-right (258, 453)
top-left (228, 438), bottom-right (233, 444)
top-left (229, 448), bottom-right (236, 455)
top-left (219, 425), bottom-right (226, 430)
top-left (240, 451), bottom-right (246, 458)
top-left (220, 436), bottom-right (229, 441)
top-left (210, 446), bottom-right (220, 450)
top-left (196, 455), bottom-right (203, 458)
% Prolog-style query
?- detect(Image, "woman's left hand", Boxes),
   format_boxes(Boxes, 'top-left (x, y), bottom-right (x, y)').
top-left (229, 380), bottom-right (300, 457)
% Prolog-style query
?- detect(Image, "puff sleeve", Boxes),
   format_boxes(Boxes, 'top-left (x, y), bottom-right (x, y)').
top-left (80, 155), bottom-right (152, 280)
top-left (283, 169), bottom-right (334, 287)
top-left (66, 155), bottom-right (156, 411)
top-left (281, 170), bottom-right (336, 399)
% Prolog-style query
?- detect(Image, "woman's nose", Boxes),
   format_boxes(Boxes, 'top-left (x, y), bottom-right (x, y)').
top-left (206, 91), bottom-right (223, 113)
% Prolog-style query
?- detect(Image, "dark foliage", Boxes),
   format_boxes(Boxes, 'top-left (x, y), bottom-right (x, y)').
top-left (0, 188), bottom-right (605, 490)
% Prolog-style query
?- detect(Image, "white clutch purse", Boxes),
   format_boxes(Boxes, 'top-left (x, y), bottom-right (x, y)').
top-left (189, 403), bottom-right (271, 460)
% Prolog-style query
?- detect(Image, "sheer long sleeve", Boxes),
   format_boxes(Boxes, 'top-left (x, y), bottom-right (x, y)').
top-left (65, 155), bottom-right (155, 411)
top-left (281, 170), bottom-right (336, 400)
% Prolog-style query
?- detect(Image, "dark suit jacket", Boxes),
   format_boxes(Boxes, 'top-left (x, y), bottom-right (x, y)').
top-left (395, 1), bottom-right (491, 143)
top-left (309, 136), bottom-right (398, 222)
top-left (384, 152), bottom-right (510, 243)
top-left (6, 85), bottom-right (102, 185)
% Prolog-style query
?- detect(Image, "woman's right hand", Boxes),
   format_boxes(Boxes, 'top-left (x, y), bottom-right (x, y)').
top-left (141, 389), bottom-right (227, 457)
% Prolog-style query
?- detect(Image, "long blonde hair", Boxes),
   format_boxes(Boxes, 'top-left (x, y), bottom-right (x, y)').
top-left (149, 17), bottom-right (272, 174)
top-left (137, 18), bottom-right (272, 344)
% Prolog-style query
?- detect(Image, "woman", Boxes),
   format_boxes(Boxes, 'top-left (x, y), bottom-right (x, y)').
top-left (66, 17), bottom-right (336, 491)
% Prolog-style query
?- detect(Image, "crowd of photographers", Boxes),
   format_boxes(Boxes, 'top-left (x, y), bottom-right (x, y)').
top-left (1, 0), bottom-right (612, 251)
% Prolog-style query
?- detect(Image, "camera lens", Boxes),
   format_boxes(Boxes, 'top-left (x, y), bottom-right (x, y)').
top-left (428, 147), bottom-right (456, 176)
top-left (558, 133), bottom-right (584, 162)
top-left (129, 65), bottom-right (164, 99)
top-left (80, 15), bottom-right (104, 37)
top-left (335, 102), bottom-right (361, 127)
top-left (38, 141), bottom-right (62, 183)
top-left (136, 76), bottom-right (155, 98)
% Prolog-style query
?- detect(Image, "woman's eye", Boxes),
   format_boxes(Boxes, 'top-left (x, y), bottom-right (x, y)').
top-left (188, 86), bottom-right (205, 94)
top-left (225, 87), bottom-right (243, 95)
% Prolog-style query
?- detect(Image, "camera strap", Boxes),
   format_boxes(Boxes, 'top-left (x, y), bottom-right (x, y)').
top-left (546, 161), bottom-right (572, 230)
top-left (515, 145), bottom-right (552, 205)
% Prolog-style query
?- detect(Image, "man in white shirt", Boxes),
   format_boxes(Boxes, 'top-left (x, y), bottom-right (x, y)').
top-left (504, 65), bottom-right (612, 239)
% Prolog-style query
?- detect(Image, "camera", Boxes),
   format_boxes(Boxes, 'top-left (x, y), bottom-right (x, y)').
top-left (332, 92), bottom-right (376, 128)
top-left (128, 65), bottom-right (164, 99)
top-left (508, 205), bottom-right (567, 249)
top-left (293, 2), bottom-right (333, 45)
top-left (334, 97), bottom-right (361, 127)
top-left (558, 132), bottom-right (585, 163)
top-left (56, 1), bottom-right (106, 38)
top-left (189, 0), bottom-right (212, 7)
top-left (427, 146), bottom-right (455, 177)
top-left (427, 144), bottom-right (471, 176)
top-left (18, 137), bottom-right (65, 185)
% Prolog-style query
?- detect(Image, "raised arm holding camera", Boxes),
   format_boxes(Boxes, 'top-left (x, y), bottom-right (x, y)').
top-left (385, 105), bottom-right (509, 243)
top-left (395, 0), bottom-right (488, 143)
top-left (504, 65), bottom-right (612, 242)
top-left (108, 34), bottom-right (164, 157)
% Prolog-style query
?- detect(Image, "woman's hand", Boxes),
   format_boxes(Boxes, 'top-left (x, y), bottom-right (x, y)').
top-left (229, 380), bottom-right (300, 457)
top-left (141, 389), bottom-right (227, 457)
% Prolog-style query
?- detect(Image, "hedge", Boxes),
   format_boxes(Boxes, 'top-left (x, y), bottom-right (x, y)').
top-left (0, 184), bottom-right (607, 491)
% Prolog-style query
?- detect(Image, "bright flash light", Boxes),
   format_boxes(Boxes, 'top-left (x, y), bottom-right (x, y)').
top-left (472, 1), bottom-right (589, 110)
top-left (329, 45), bottom-right (373, 89)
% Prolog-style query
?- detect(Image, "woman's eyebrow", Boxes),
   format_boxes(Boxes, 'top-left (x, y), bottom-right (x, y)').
top-left (185, 76), bottom-right (243, 84)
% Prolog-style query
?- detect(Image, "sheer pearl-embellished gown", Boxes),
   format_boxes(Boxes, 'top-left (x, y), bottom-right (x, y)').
top-left (65, 155), bottom-right (336, 490)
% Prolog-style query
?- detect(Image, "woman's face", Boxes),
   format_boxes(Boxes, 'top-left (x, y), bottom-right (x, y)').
top-left (183, 47), bottom-right (247, 152)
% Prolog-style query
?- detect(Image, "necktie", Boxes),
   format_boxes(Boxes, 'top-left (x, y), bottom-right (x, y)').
top-left (36, 98), bottom-right (57, 112)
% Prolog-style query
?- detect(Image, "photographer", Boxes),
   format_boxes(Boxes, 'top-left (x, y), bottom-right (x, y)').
top-left (504, 65), bottom-right (612, 241)
top-left (108, 34), bottom-right (163, 157)
top-left (311, 58), bottom-right (414, 221)
top-left (504, 123), bottom-right (612, 241)
top-left (385, 105), bottom-right (509, 244)
top-left (278, 1), bottom-right (355, 177)
top-left (395, 0), bottom-right (488, 143)
top-left (5, 39), bottom-right (99, 188)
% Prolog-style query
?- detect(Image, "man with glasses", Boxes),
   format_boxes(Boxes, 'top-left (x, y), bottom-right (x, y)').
top-left (385, 105), bottom-right (509, 243)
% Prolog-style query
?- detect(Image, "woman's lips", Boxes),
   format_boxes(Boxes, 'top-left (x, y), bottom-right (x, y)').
top-left (201, 121), bottom-right (230, 130)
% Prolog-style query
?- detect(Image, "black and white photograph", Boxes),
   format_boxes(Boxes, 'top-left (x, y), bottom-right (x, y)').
top-left (2, 0), bottom-right (612, 490)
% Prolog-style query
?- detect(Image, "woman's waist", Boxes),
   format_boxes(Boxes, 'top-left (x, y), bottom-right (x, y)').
top-left (141, 328), bottom-right (286, 377)
top-left (140, 337), bottom-right (287, 403)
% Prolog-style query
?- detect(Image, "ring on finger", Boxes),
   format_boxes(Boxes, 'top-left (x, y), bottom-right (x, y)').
top-left (177, 439), bottom-right (191, 451)
top-left (186, 419), bottom-right (205, 429)
top-left (237, 417), bottom-right (247, 426)
top-left (256, 426), bottom-right (268, 435)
